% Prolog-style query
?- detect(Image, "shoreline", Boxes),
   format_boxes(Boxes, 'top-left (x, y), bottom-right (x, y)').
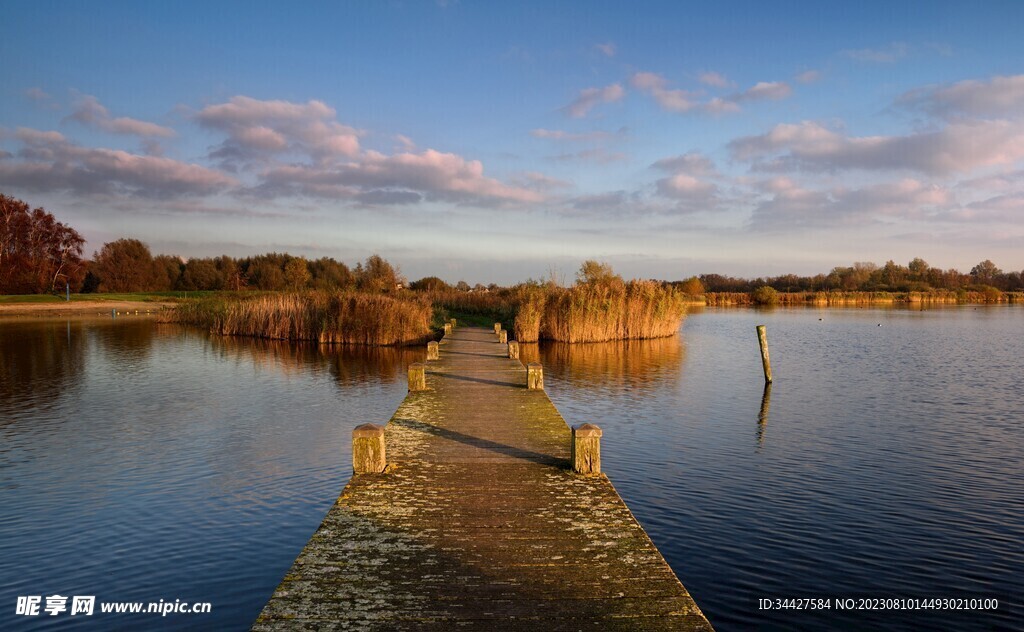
top-left (0, 300), bottom-right (175, 318)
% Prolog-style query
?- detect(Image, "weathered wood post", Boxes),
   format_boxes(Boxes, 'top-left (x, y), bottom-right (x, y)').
top-left (571, 424), bottom-right (602, 474)
top-left (507, 340), bottom-right (519, 360)
top-left (498, 329), bottom-right (508, 344)
top-left (527, 363), bottom-right (544, 390)
top-left (449, 318), bottom-right (456, 328)
top-left (756, 325), bottom-right (773, 383)
top-left (352, 423), bottom-right (386, 474)
top-left (494, 322), bottom-right (502, 335)
top-left (408, 362), bottom-right (427, 391)
top-left (426, 341), bottom-right (439, 360)
top-left (444, 323), bottom-right (452, 336)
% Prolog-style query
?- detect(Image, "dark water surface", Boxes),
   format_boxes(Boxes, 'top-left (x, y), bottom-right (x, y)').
top-left (1, 307), bottom-right (1021, 630)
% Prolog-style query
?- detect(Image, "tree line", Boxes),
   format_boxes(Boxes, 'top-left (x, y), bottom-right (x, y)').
top-left (2, 193), bottom-right (1022, 296)
top-left (678, 257), bottom-right (1024, 295)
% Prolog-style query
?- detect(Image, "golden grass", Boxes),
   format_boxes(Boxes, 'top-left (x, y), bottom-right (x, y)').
top-left (515, 280), bottom-right (687, 343)
top-left (166, 292), bottom-right (432, 346)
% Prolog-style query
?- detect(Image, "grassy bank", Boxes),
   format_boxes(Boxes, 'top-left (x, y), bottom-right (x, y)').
top-left (166, 292), bottom-right (433, 346)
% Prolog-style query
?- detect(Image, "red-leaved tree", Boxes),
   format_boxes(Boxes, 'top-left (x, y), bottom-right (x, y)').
top-left (1, 193), bottom-right (85, 294)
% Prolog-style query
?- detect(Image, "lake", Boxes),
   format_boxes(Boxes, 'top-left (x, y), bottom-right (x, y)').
top-left (1, 306), bottom-right (1021, 630)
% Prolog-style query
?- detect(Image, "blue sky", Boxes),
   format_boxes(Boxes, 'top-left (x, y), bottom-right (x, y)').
top-left (2, 1), bottom-right (1023, 283)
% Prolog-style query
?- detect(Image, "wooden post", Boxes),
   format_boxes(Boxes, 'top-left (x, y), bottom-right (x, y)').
top-left (498, 329), bottom-right (508, 344)
top-left (426, 341), bottom-right (439, 361)
top-left (527, 363), bottom-right (544, 390)
top-left (571, 424), bottom-right (602, 474)
top-left (449, 318), bottom-right (456, 328)
top-left (444, 323), bottom-right (452, 336)
top-left (494, 322), bottom-right (502, 335)
top-left (408, 362), bottom-right (427, 391)
top-left (756, 325), bottom-right (772, 383)
top-left (507, 341), bottom-right (519, 360)
top-left (352, 423), bottom-right (386, 474)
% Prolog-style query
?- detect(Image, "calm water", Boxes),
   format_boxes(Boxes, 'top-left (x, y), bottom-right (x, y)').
top-left (1, 307), bottom-right (1021, 630)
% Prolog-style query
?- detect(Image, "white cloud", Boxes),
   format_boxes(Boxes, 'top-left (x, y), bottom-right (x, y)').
top-left (595, 42), bottom-right (617, 57)
top-left (734, 81), bottom-right (792, 102)
top-left (196, 96), bottom-right (361, 168)
top-left (66, 95), bottom-right (175, 138)
top-left (729, 119), bottom-right (1024, 176)
top-left (0, 127), bottom-right (235, 197)
top-left (254, 148), bottom-right (544, 205)
top-left (698, 71), bottom-right (733, 88)
top-left (561, 84), bottom-right (625, 118)
top-left (631, 71), bottom-right (791, 114)
top-left (897, 74), bottom-right (1024, 119)
top-left (630, 72), bottom-right (697, 112)
top-left (750, 177), bottom-right (954, 229)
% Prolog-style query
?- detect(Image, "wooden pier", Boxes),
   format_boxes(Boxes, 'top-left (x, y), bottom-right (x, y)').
top-left (253, 326), bottom-right (713, 631)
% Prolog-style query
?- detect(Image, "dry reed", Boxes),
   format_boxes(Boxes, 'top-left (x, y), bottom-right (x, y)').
top-left (167, 291), bottom-right (432, 346)
top-left (515, 280), bottom-right (687, 343)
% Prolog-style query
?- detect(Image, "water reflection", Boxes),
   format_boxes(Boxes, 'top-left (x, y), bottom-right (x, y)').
top-left (202, 333), bottom-right (424, 387)
top-left (757, 383), bottom-right (772, 448)
top-left (0, 319), bottom-right (86, 419)
top-left (519, 336), bottom-right (685, 390)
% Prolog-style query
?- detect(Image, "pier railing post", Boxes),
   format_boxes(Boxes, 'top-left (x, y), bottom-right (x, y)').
top-left (427, 341), bottom-right (439, 361)
top-left (507, 340), bottom-right (519, 360)
top-left (756, 325), bottom-right (773, 383)
top-left (449, 318), bottom-right (456, 328)
top-left (444, 323), bottom-right (452, 336)
top-left (352, 423), bottom-right (386, 474)
top-left (408, 362), bottom-right (427, 391)
top-left (493, 323), bottom-right (501, 335)
top-left (527, 363), bottom-right (544, 390)
top-left (498, 329), bottom-right (508, 344)
top-left (571, 424), bottom-right (602, 474)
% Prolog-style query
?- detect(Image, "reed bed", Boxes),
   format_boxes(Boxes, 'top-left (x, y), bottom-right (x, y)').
top-left (515, 280), bottom-right (688, 343)
top-left (166, 292), bottom-right (432, 346)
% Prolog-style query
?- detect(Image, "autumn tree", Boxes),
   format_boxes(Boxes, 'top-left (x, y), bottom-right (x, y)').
top-left (0, 193), bottom-right (85, 294)
top-left (576, 260), bottom-right (619, 287)
top-left (92, 238), bottom-right (160, 292)
top-left (153, 254), bottom-right (184, 290)
top-left (970, 260), bottom-right (1001, 286)
top-left (679, 276), bottom-right (705, 296)
top-left (355, 254), bottom-right (401, 292)
top-left (409, 276), bottom-right (451, 292)
top-left (284, 257), bottom-right (311, 290)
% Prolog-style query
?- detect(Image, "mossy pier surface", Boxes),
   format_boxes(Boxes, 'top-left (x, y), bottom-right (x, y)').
top-left (253, 326), bottom-right (713, 631)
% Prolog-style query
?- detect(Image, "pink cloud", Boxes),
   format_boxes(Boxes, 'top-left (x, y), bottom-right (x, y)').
top-left (0, 127), bottom-right (235, 197)
top-left (734, 81), bottom-right (792, 102)
top-left (66, 95), bottom-right (175, 138)
top-left (562, 84), bottom-right (625, 118)
top-left (730, 119), bottom-right (1024, 175)
top-left (196, 96), bottom-right (361, 167)
top-left (898, 74), bottom-right (1024, 119)
top-left (698, 71), bottom-right (733, 88)
top-left (254, 148), bottom-right (544, 206)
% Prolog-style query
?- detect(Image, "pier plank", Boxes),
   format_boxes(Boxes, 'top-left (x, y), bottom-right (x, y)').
top-left (253, 327), bottom-right (713, 631)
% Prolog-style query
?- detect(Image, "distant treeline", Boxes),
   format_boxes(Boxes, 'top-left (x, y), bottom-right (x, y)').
top-left (681, 258), bottom-right (1024, 295)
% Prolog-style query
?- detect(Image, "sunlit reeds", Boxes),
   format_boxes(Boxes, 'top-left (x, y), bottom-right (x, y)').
top-left (166, 292), bottom-right (432, 346)
top-left (515, 280), bottom-right (687, 343)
